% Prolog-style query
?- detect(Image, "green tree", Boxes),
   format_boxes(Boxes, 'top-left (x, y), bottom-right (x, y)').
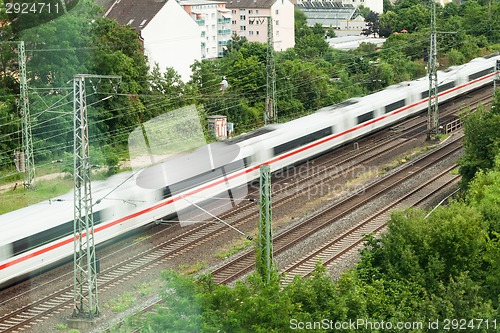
top-left (311, 23), bottom-right (325, 37)
top-left (379, 10), bottom-right (397, 37)
top-left (392, 3), bottom-right (429, 33)
top-left (295, 34), bottom-right (330, 59)
top-left (362, 11), bottom-right (381, 37)
top-left (223, 33), bottom-right (248, 56)
top-left (294, 8), bottom-right (310, 40)
top-left (458, 100), bottom-right (500, 187)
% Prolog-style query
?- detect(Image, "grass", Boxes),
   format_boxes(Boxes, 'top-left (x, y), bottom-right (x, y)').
top-left (0, 160), bottom-right (131, 214)
top-left (178, 261), bottom-right (207, 275)
top-left (438, 133), bottom-right (451, 141)
top-left (215, 239), bottom-right (253, 259)
top-left (105, 292), bottom-right (137, 312)
top-left (55, 323), bottom-right (68, 331)
top-left (0, 177), bottom-right (74, 214)
top-left (134, 279), bottom-right (159, 296)
top-left (379, 145), bottom-right (432, 175)
top-left (133, 235), bottom-right (151, 244)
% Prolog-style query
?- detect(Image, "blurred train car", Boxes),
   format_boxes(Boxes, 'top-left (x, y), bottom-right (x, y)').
top-left (1, 54), bottom-right (498, 289)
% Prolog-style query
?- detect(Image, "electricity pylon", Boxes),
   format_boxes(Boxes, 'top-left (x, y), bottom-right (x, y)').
top-left (72, 74), bottom-right (120, 320)
top-left (265, 16), bottom-right (277, 124)
top-left (427, 0), bottom-right (439, 141)
top-left (257, 164), bottom-right (273, 284)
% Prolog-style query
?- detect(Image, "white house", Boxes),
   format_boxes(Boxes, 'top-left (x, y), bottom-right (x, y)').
top-left (105, 0), bottom-right (201, 81)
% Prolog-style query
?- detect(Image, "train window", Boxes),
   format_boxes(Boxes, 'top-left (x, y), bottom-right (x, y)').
top-left (224, 157), bottom-right (250, 174)
top-left (163, 187), bottom-right (171, 199)
top-left (167, 158), bottom-right (249, 195)
top-left (357, 111), bottom-right (374, 125)
top-left (229, 128), bottom-right (274, 144)
top-left (438, 81), bottom-right (455, 93)
top-left (422, 81), bottom-right (457, 99)
top-left (385, 99), bottom-right (405, 114)
top-left (468, 68), bottom-right (493, 81)
top-left (12, 211), bottom-right (105, 257)
top-left (13, 221), bottom-right (72, 257)
top-left (273, 126), bottom-right (333, 156)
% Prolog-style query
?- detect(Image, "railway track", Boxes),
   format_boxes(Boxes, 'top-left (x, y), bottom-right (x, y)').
top-left (280, 164), bottom-right (460, 285)
top-left (210, 134), bottom-right (463, 284)
top-left (104, 132), bottom-right (463, 333)
top-left (0, 87), bottom-right (488, 332)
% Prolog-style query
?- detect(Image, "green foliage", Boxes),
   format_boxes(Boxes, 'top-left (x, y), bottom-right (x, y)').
top-left (458, 101), bottom-right (500, 187)
top-left (362, 11), bottom-right (381, 37)
top-left (55, 323), bottom-right (68, 331)
top-left (446, 48), bottom-right (466, 65)
top-left (215, 239), bottom-right (252, 259)
top-left (0, 177), bottom-right (74, 214)
top-left (124, 152), bottom-right (500, 331)
top-left (2, 0), bottom-right (500, 189)
top-left (105, 292), bottom-right (137, 312)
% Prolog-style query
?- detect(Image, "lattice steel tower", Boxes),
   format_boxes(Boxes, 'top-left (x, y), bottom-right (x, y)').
top-left (73, 75), bottom-right (99, 318)
top-left (427, 0), bottom-right (439, 140)
top-left (18, 41), bottom-right (35, 187)
top-left (257, 164), bottom-right (273, 283)
top-left (265, 16), bottom-right (277, 124)
top-left (72, 74), bottom-right (120, 319)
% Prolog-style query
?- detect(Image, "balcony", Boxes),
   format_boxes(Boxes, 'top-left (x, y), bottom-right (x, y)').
top-left (218, 29), bottom-right (231, 34)
top-left (196, 19), bottom-right (205, 25)
top-left (218, 40), bottom-right (229, 45)
top-left (218, 52), bottom-right (225, 57)
top-left (218, 18), bottom-right (231, 23)
top-left (201, 31), bottom-right (206, 37)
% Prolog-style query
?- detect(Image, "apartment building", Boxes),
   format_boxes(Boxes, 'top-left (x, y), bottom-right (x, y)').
top-left (181, 0), bottom-right (232, 59)
top-left (225, 0), bottom-right (295, 51)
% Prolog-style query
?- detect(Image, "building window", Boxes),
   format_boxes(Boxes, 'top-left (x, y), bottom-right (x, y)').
top-left (276, 20), bottom-right (279, 25)
top-left (232, 20), bottom-right (237, 24)
top-left (213, 36), bottom-right (216, 40)
top-left (276, 30), bottom-right (279, 36)
top-left (232, 9), bottom-right (236, 14)
top-left (275, 9), bottom-right (279, 14)
top-left (249, 9), bottom-right (253, 14)
top-left (240, 26), bottom-right (246, 30)
top-left (212, 24), bottom-right (215, 30)
top-left (256, 30), bottom-right (259, 35)
top-left (256, 9), bottom-right (259, 14)
top-left (211, 13), bottom-right (215, 19)
top-left (249, 31), bottom-right (254, 35)
top-left (240, 8), bottom-right (245, 11)
top-left (240, 15), bottom-right (246, 20)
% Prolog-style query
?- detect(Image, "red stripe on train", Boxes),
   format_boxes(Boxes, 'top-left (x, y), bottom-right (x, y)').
top-left (1, 71), bottom-right (495, 271)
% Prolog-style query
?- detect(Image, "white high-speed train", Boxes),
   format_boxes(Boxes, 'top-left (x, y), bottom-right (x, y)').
top-left (1, 54), bottom-right (499, 288)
